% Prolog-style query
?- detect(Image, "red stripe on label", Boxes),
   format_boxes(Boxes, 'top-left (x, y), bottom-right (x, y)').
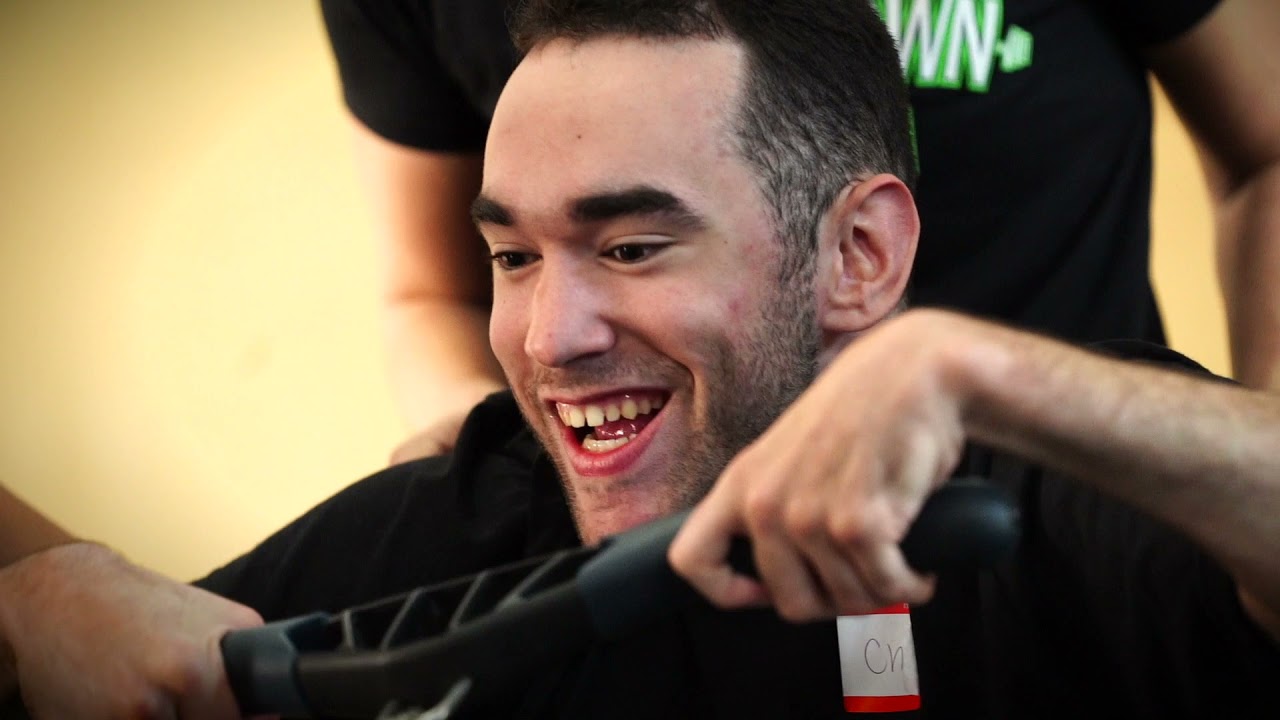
top-left (844, 695), bottom-right (922, 713)
top-left (865, 603), bottom-right (911, 615)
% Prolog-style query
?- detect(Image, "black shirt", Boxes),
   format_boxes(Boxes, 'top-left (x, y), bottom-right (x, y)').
top-left (318, 0), bottom-right (1219, 347)
top-left (903, 0), bottom-right (1217, 347)
top-left (197, 342), bottom-right (1279, 718)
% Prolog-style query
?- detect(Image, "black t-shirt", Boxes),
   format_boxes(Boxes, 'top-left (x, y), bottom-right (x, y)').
top-left (318, 0), bottom-right (1219, 347)
top-left (197, 342), bottom-right (1279, 718)
top-left (319, 0), bottom-right (517, 152)
top-left (903, 0), bottom-right (1217, 347)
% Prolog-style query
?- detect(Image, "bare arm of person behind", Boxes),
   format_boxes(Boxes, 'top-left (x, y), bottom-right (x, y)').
top-left (673, 309), bottom-right (1280, 641)
top-left (0, 486), bottom-right (75, 568)
top-left (352, 121), bottom-right (505, 463)
top-left (1148, 0), bottom-right (1280, 390)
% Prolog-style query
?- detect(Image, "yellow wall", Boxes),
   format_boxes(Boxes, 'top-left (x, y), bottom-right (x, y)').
top-left (0, 2), bottom-right (401, 579)
top-left (1150, 90), bottom-right (1229, 376)
top-left (0, 2), bottom-right (1228, 580)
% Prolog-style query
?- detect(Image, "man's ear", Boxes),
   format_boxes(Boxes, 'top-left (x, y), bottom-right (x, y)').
top-left (816, 173), bottom-right (919, 337)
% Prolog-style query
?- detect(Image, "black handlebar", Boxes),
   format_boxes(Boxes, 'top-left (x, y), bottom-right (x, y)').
top-left (220, 477), bottom-right (1019, 719)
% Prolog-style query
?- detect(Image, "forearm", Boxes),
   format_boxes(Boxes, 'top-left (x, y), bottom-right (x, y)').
top-left (0, 543), bottom-right (262, 717)
top-left (349, 125), bottom-right (503, 431)
top-left (1214, 162), bottom-right (1280, 390)
top-left (676, 310), bottom-right (1280, 624)
top-left (1, 573), bottom-right (17, 700)
top-left (0, 493), bottom-right (78, 697)
top-left (0, 544), bottom-right (100, 700)
top-left (0, 485), bottom-right (75, 568)
top-left (384, 297), bottom-right (505, 431)
top-left (0, 597), bottom-right (12, 701)
top-left (949, 315), bottom-right (1280, 635)
top-left (1140, 0), bottom-right (1280, 390)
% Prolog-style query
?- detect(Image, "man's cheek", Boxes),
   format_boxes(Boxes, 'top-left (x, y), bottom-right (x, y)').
top-left (488, 304), bottom-right (527, 377)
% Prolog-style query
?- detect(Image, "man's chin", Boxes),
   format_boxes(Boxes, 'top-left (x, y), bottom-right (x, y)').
top-left (542, 450), bottom-right (675, 540)
top-left (572, 500), bottom-right (672, 546)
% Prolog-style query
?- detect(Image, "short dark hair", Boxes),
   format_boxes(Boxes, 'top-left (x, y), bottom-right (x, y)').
top-left (510, 0), bottom-right (915, 280)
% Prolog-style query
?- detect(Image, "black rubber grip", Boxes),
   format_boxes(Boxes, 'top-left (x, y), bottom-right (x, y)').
top-left (899, 477), bottom-right (1020, 572)
top-left (220, 613), bottom-right (331, 717)
top-left (576, 511), bottom-right (701, 639)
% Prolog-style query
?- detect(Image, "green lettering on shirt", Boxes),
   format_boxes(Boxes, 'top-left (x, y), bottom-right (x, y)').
top-left (873, 0), bottom-right (1032, 93)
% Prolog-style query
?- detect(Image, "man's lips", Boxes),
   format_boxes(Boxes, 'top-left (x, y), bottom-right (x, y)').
top-left (548, 390), bottom-right (670, 477)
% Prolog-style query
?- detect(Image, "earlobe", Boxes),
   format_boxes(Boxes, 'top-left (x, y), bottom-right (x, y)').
top-left (818, 173), bottom-right (919, 336)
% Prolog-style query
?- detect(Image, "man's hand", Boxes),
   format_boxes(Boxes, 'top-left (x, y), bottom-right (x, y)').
top-left (671, 311), bottom-right (984, 622)
top-left (0, 543), bottom-right (265, 719)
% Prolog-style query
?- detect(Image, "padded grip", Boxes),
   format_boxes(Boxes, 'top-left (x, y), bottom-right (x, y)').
top-left (899, 477), bottom-right (1020, 572)
top-left (220, 613), bottom-right (330, 716)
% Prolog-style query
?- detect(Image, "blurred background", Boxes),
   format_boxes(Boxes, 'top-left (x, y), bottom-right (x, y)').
top-left (0, 1), bottom-right (1224, 580)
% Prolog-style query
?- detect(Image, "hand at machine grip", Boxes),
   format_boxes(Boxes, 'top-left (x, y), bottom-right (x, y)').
top-left (0, 543), bottom-right (267, 720)
top-left (671, 312), bottom-right (978, 623)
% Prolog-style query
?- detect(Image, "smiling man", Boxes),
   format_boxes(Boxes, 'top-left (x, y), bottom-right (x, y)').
top-left (2, 0), bottom-right (1279, 718)
top-left (471, 3), bottom-right (919, 548)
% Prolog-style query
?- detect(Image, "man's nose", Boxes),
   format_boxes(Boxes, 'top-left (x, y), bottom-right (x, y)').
top-left (524, 264), bottom-right (616, 368)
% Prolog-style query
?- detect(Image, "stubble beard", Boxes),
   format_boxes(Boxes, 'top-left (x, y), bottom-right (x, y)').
top-left (516, 276), bottom-right (821, 537)
top-left (671, 277), bottom-right (820, 511)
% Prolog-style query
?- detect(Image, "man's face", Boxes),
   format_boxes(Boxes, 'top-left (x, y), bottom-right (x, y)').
top-left (478, 37), bottom-right (819, 543)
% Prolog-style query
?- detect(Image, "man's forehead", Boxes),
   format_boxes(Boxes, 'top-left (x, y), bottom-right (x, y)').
top-left (516, 33), bottom-right (744, 84)
top-left (481, 36), bottom-right (747, 230)
top-left (488, 34), bottom-right (744, 146)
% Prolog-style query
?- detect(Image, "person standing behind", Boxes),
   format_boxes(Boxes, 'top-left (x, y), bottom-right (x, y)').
top-left (318, 0), bottom-right (1280, 462)
top-left (0, 488), bottom-right (73, 568)
top-left (319, 1), bottom-right (518, 461)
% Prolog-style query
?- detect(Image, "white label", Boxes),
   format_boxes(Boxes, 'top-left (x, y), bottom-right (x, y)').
top-left (837, 605), bottom-right (920, 712)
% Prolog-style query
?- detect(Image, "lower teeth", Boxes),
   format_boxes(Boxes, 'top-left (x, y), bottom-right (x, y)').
top-left (581, 434), bottom-right (638, 453)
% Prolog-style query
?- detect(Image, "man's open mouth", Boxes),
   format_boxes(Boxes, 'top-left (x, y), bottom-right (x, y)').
top-left (554, 391), bottom-right (668, 453)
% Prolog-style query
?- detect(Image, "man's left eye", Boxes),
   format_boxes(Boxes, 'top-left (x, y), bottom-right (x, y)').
top-left (606, 244), bottom-right (662, 263)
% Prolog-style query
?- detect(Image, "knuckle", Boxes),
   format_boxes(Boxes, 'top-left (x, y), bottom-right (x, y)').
top-left (701, 587), bottom-right (737, 611)
top-left (666, 542), bottom-right (692, 574)
top-left (153, 642), bottom-right (205, 697)
top-left (864, 581), bottom-right (900, 610)
top-left (742, 488), bottom-right (782, 534)
top-left (783, 502), bottom-right (825, 542)
top-left (861, 566), bottom-right (921, 610)
top-left (910, 580), bottom-right (937, 605)
top-left (826, 512), bottom-right (867, 546)
top-left (173, 658), bottom-right (207, 700)
top-left (114, 686), bottom-right (169, 720)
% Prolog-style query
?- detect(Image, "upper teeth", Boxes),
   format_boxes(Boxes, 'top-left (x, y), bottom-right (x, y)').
top-left (556, 394), bottom-right (664, 428)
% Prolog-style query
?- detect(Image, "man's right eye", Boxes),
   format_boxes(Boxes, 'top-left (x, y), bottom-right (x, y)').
top-left (489, 251), bottom-right (538, 271)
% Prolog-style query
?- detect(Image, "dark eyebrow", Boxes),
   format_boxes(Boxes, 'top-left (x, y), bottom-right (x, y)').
top-left (471, 194), bottom-right (514, 226)
top-left (470, 185), bottom-right (708, 232)
top-left (570, 186), bottom-right (707, 231)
